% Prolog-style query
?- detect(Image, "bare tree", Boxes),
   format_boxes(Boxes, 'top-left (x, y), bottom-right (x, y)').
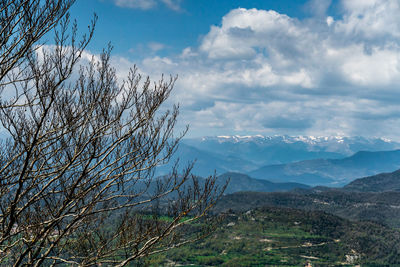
top-left (0, 1), bottom-right (223, 266)
top-left (0, 0), bottom-right (76, 84)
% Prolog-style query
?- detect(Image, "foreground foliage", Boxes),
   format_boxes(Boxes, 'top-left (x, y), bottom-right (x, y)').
top-left (0, 1), bottom-right (222, 265)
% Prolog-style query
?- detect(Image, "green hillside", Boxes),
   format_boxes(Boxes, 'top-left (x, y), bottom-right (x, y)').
top-left (213, 190), bottom-right (400, 228)
top-left (146, 207), bottom-right (400, 266)
top-left (344, 169), bottom-right (400, 192)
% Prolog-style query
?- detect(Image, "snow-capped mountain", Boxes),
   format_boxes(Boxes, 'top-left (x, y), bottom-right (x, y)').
top-left (155, 135), bottom-right (400, 186)
top-left (199, 135), bottom-right (396, 148)
top-left (185, 135), bottom-right (400, 162)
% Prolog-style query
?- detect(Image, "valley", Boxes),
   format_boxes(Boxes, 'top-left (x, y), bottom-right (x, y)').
top-left (158, 135), bottom-right (400, 186)
top-left (147, 207), bottom-right (400, 266)
top-left (151, 135), bottom-right (400, 265)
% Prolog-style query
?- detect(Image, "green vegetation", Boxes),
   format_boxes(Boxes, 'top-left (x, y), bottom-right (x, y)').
top-left (213, 190), bottom-right (400, 228)
top-left (144, 207), bottom-right (400, 266)
top-left (344, 169), bottom-right (400, 192)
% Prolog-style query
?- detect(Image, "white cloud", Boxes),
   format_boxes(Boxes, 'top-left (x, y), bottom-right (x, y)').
top-left (200, 9), bottom-right (304, 60)
top-left (160, 0), bottom-right (182, 11)
top-left (114, 0), bottom-right (156, 9)
top-left (305, 0), bottom-right (332, 17)
top-left (148, 42), bottom-right (165, 52)
top-left (112, 1), bottom-right (400, 139)
top-left (326, 16), bottom-right (334, 26)
top-left (112, 0), bottom-right (183, 11)
top-left (336, 0), bottom-right (400, 40)
top-left (339, 46), bottom-right (400, 86)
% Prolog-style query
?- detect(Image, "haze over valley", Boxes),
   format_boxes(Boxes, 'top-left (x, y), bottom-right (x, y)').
top-left (158, 135), bottom-right (400, 186)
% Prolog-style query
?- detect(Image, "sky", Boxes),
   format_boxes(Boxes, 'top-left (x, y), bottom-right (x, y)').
top-left (68, 0), bottom-right (400, 140)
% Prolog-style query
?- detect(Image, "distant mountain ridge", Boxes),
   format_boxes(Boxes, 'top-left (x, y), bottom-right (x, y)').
top-left (156, 136), bottom-right (400, 186)
top-left (214, 172), bottom-right (309, 194)
top-left (183, 135), bottom-right (400, 166)
top-left (155, 143), bottom-right (255, 177)
top-left (186, 135), bottom-right (400, 156)
top-left (344, 169), bottom-right (400, 192)
top-left (248, 149), bottom-right (400, 186)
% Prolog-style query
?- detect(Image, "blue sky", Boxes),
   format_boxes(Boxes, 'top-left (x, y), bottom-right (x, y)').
top-left (68, 0), bottom-right (400, 140)
top-left (71, 0), bottom-right (324, 58)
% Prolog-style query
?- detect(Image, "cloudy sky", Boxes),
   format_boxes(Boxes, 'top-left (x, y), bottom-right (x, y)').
top-left (70, 0), bottom-right (400, 139)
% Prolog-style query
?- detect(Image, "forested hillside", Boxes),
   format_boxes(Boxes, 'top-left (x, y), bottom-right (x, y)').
top-left (147, 207), bottom-right (400, 266)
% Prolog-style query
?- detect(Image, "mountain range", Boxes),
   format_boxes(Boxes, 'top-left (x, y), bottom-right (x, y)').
top-left (153, 136), bottom-right (400, 265)
top-left (249, 149), bottom-right (400, 186)
top-left (213, 172), bottom-right (309, 194)
top-left (157, 135), bottom-right (400, 186)
top-left (344, 169), bottom-right (400, 192)
top-left (183, 135), bottom-right (400, 165)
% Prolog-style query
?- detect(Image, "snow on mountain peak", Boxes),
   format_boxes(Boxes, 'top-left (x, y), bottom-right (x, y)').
top-left (201, 135), bottom-right (398, 148)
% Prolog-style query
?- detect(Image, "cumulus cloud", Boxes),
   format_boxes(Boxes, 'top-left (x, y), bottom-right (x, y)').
top-left (112, 0), bottom-right (400, 139)
top-left (113, 0), bottom-right (183, 11)
top-left (336, 0), bottom-right (400, 40)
